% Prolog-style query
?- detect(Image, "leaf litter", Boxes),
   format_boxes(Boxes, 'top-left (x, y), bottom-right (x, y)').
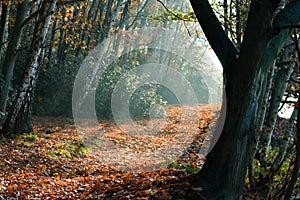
top-left (0, 104), bottom-right (220, 199)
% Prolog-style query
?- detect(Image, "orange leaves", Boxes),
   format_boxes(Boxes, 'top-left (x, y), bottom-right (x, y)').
top-left (0, 105), bottom-right (221, 198)
top-left (79, 3), bottom-right (84, 9)
top-left (37, 95), bottom-right (42, 102)
top-left (65, 6), bottom-right (75, 13)
top-left (55, 175), bottom-right (61, 181)
top-left (61, 24), bottom-right (68, 29)
top-left (7, 184), bottom-right (14, 192)
top-left (132, 0), bottom-right (139, 7)
top-left (1, 0), bottom-right (10, 6)
top-left (19, 183), bottom-right (27, 189)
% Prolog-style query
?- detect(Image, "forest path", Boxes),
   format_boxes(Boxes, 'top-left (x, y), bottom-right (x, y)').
top-left (0, 104), bottom-right (220, 199)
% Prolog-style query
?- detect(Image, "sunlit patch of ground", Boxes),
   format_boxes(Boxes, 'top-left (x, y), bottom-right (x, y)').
top-left (74, 104), bottom-right (221, 171)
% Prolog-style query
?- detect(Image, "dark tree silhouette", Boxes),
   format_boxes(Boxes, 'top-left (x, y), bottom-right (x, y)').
top-left (189, 0), bottom-right (300, 199)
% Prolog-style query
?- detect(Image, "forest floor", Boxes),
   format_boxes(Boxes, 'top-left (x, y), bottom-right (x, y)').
top-left (0, 104), bottom-right (220, 199)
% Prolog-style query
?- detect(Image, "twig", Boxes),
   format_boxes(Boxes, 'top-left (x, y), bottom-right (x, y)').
top-left (126, 0), bottom-right (149, 30)
top-left (156, 0), bottom-right (193, 22)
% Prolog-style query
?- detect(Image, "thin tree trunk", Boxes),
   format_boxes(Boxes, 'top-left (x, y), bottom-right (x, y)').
top-left (74, 0), bottom-right (125, 116)
top-left (0, 0), bottom-right (29, 113)
top-left (257, 65), bottom-right (275, 131)
top-left (46, 19), bottom-right (57, 69)
top-left (0, 2), bottom-right (8, 60)
top-left (56, 28), bottom-right (65, 67)
top-left (269, 108), bottom-right (297, 178)
top-left (249, 64), bottom-right (274, 190)
top-left (284, 96), bottom-right (300, 200)
top-left (260, 62), bottom-right (294, 164)
top-left (284, 34), bottom-right (300, 200)
top-left (235, 0), bottom-right (241, 47)
top-left (248, 13), bottom-right (298, 189)
top-left (80, 0), bottom-right (97, 43)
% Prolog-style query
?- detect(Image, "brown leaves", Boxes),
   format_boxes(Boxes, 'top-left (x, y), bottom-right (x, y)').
top-left (0, 104), bottom-right (221, 199)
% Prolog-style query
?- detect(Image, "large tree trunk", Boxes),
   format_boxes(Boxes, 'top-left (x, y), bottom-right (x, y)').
top-left (1, 0), bottom-right (57, 137)
top-left (188, 0), bottom-right (300, 199)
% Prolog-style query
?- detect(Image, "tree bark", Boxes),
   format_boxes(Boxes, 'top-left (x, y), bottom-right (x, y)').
top-left (248, 1), bottom-right (300, 187)
top-left (260, 60), bottom-right (294, 165)
top-left (46, 19), bottom-right (57, 69)
top-left (1, 0), bottom-right (57, 137)
top-left (284, 32), bottom-right (300, 200)
top-left (284, 96), bottom-right (300, 200)
top-left (0, 0), bottom-right (29, 113)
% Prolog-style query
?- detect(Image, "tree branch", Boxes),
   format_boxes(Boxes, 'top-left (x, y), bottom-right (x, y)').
top-left (280, 100), bottom-right (298, 104)
top-left (58, 0), bottom-right (85, 5)
top-left (289, 76), bottom-right (300, 84)
top-left (272, 24), bottom-right (300, 35)
top-left (20, 8), bottom-right (41, 29)
top-left (16, 46), bottom-right (30, 54)
top-left (189, 0), bottom-right (238, 75)
top-left (156, 0), bottom-right (192, 22)
top-left (276, 60), bottom-right (296, 66)
top-left (155, 0), bottom-right (193, 36)
top-left (126, 0), bottom-right (149, 30)
top-left (273, 0), bottom-right (300, 34)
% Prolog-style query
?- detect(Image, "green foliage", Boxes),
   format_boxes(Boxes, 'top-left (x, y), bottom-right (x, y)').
top-left (47, 140), bottom-right (88, 158)
top-left (129, 84), bottom-right (167, 119)
top-left (0, 135), bottom-right (8, 145)
top-left (96, 64), bottom-right (167, 119)
top-left (94, 50), bottom-right (166, 119)
top-left (95, 48), bottom-right (209, 119)
top-left (150, 8), bottom-right (197, 22)
top-left (251, 147), bottom-right (294, 195)
top-left (170, 161), bottom-right (198, 174)
top-left (16, 133), bottom-right (39, 147)
top-left (34, 47), bottom-right (209, 119)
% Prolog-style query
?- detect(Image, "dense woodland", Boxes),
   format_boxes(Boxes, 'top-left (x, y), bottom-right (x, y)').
top-left (0, 0), bottom-right (300, 199)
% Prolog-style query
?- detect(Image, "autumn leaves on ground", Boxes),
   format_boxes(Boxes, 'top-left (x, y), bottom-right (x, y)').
top-left (0, 104), bottom-right (220, 199)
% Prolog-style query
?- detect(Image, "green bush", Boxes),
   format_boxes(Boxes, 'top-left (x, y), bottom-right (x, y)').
top-left (34, 48), bottom-right (209, 119)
